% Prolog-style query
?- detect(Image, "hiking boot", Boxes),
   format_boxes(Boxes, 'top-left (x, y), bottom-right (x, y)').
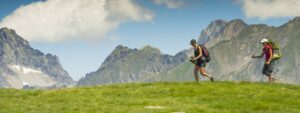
top-left (210, 77), bottom-right (214, 82)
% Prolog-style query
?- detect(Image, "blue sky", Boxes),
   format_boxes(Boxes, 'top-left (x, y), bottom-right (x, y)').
top-left (0, 0), bottom-right (295, 80)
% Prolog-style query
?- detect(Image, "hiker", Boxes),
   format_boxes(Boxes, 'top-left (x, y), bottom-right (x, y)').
top-left (252, 38), bottom-right (277, 83)
top-left (190, 39), bottom-right (214, 82)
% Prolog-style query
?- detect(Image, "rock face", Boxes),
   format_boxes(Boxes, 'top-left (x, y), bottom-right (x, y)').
top-left (198, 19), bottom-right (247, 47)
top-left (198, 19), bottom-right (227, 45)
top-left (0, 27), bottom-right (74, 88)
top-left (77, 45), bottom-right (189, 86)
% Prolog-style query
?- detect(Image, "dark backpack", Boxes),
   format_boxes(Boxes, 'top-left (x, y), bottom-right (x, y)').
top-left (199, 44), bottom-right (210, 63)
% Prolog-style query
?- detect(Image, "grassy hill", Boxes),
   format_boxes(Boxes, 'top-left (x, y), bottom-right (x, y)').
top-left (0, 82), bottom-right (300, 113)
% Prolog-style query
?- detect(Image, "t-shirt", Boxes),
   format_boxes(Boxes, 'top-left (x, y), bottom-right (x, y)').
top-left (263, 44), bottom-right (273, 62)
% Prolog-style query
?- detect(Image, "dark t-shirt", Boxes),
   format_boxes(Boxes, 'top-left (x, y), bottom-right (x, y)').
top-left (194, 45), bottom-right (205, 62)
top-left (194, 46), bottom-right (200, 57)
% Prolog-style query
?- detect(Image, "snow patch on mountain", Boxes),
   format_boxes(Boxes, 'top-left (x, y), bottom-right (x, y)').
top-left (5, 65), bottom-right (56, 89)
top-left (10, 65), bottom-right (42, 74)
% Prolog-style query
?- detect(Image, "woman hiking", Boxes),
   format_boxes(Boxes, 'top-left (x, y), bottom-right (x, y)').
top-left (190, 39), bottom-right (214, 82)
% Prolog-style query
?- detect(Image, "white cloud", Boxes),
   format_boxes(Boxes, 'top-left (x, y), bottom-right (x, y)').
top-left (0, 0), bottom-right (154, 43)
top-left (153, 0), bottom-right (185, 9)
top-left (241, 0), bottom-right (300, 19)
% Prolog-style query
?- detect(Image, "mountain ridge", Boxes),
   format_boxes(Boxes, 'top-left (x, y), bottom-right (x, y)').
top-left (79, 17), bottom-right (300, 85)
top-left (0, 27), bottom-right (74, 88)
top-left (77, 44), bottom-right (189, 86)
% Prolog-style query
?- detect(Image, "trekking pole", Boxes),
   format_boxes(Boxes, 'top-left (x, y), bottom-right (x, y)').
top-left (245, 49), bottom-right (256, 70)
top-left (245, 60), bottom-right (252, 70)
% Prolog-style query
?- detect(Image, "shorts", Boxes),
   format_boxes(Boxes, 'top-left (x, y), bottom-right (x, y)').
top-left (262, 61), bottom-right (274, 76)
top-left (196, 57), bottom-right (206, 67)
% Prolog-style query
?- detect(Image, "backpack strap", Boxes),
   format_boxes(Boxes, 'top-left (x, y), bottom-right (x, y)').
top-left (267, 43), bottom-right (274, 53)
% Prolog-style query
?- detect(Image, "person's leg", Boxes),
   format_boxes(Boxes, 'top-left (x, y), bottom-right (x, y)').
top-left (200, 67), bottom-right (214, 82)
top-left (199, 69), bottom-right (205, 78)
top-left (194, 65), bottom-right (200, 82)
top-left (198, 61), bottom-right (210, 78)
top-left (271, 74), bottom-right (277, 82)
top-left (268, 75), bottom-right (276, 83)
top-left (270, 61), bottom-right (276, 83)
top-left (268, 74), bottom-right (276, 83)
top-left (199, 67), bottom-right (211, 78)
top-left (267, 75), bottom-right (272, 83)
top-left (263, 64), bottom-right (273, 83)
top-left (267, 61), bottom-right (275, 83)
top-left (199, 68), bottom-right (208, 78)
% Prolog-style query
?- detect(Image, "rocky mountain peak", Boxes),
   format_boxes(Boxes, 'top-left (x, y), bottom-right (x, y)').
top-left (198, 19), bottom-right (227, 44)
top-left (198, 19), bottom-right (248, 47)
top-left (0, 27), bottom-right (14, 33)
top-left (140, 45), bottom-right (161, 54)
top-left (102, 45), bottom-right (137, 66)
top-left (290, 16), bottom-right (300, 22)
top-left (222, 19), bottom-right (247, 39)
top-left (227, 19), bottom-right (247, 26)
top-left (208, 19), bottom-right (227, 27)
top-left (0, 27), bottom-right (74, 88)
top-left (115, 45), bottom-right (130, 51)
top-left (0, 27), bottom-right (29, 46)
top-left (283, 16), bottom-right (300, 27)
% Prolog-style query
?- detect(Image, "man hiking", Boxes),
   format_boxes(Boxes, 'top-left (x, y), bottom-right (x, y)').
top-left (252, 38), bottom-right (276, 83)
top-left (190, 39), bottom-right (214, 82)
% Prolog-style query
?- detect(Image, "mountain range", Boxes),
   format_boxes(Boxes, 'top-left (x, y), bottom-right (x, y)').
top-left (78, 17), bottom-right (300, 86)
top-left (1, 17), bottom-right (299, 88)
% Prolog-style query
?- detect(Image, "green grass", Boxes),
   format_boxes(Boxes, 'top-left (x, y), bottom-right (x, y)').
top-left (0, 82), bottom-right (300, 113)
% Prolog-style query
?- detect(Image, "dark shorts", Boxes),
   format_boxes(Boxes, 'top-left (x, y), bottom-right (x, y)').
top-left (196, 57), bottom-right (206, 67)
top-left (262, 61), bottom-right (274, 76)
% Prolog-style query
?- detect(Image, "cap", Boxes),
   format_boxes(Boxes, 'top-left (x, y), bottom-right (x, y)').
top-left (260, 38), bottom-right (268, 43)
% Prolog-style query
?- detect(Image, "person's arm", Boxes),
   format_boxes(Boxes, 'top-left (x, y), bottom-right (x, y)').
top-left (194, 46), bottom-right (202, 60)
top-left (252, 52), bottom-right (264, 58)
top-left (266, 48), bottom-right (273, 64)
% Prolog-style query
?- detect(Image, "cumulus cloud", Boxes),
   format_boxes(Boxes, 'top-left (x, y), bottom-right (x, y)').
top-left (0, 0), bottom-right (154, 43)
top-left (153, 0), bottom-right (185, 9)
top-left (240, 0), bottom-right (300, 19)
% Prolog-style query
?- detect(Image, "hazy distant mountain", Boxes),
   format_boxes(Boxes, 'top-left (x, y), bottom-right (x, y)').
top-left (77, 45), bottom-right (189, 86)
top-left (0, 27), bottom-right (74, 88)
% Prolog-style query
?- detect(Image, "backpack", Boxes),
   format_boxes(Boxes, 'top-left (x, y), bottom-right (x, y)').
top-left (199, 44), bottom-right (210, 63)
top-left (267, 40), bottom-right (281, 60)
